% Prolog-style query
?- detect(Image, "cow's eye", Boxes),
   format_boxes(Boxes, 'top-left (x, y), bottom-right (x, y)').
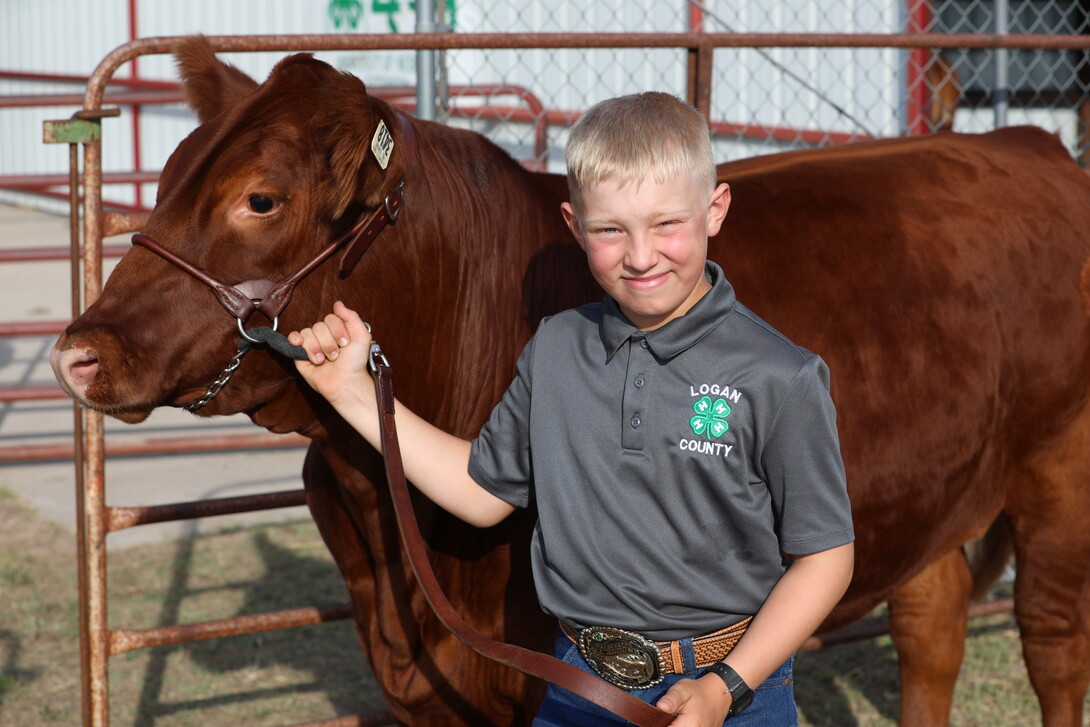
top-left (248, 194), bottom-right (275, 214)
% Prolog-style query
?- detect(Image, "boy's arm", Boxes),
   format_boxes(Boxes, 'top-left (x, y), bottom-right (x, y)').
top-left (656, 541), bottom-right (854, 726)
top-left (288, 301), bottom-right (516, 528)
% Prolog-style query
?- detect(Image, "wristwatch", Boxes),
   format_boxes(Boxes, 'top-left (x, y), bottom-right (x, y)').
top-left (706, 662), bottom-right (754, 717)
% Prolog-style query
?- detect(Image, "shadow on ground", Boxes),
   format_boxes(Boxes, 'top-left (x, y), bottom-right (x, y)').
top-left (130, 527), bottom-right (387, 725)
top-left (124, 518), bottom-right (1025, 727)
top-left (795, 634), bottom-right (900, 726)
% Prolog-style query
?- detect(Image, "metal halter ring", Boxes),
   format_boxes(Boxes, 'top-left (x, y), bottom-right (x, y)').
top-left (384, 182), bottom-right (405, 222)
top-left (238, 315), bottom-right (278, 343)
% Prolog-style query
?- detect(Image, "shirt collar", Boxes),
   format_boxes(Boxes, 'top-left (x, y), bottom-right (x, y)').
top-left (600, 261), bottom-right (737, 362)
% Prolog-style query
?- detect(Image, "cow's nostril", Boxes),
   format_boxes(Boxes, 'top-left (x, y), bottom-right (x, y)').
top-left (59, 347), bottom-right (101, 392)
top-left (70, 353), bottom-right (99, 376)
top-left (72, 350), bottom-right (98, 366)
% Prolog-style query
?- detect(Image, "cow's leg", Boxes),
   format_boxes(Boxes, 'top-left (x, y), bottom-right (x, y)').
top-left (305, 443), bottom-right (539, 726)
top-left (887, 548), bottom-right (972, 727)
top-left (1009, 405), bottom-right (1090, 727)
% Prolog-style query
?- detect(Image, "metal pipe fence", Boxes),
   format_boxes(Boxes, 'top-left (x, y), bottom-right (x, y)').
top-left (45, 30), bottom-right (1090, 727)
top-left (0, 76), bottom-right (547, 466)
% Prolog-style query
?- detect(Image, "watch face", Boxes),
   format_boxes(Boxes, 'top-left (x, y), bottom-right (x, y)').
top-left (729, 687), bottom-right (754, 716)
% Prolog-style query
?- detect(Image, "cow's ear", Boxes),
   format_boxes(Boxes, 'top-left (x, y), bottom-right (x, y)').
top-left (174, 35), bottom-right (258, 123)
top-left (318, 75), bottom-right (390, 217)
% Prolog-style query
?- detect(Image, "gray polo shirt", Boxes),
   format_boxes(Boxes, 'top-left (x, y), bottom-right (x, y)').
top-left (469, 262), bottom-right (853, 641)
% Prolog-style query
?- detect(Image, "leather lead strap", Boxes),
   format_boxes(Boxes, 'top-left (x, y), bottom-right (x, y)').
top-left (370, 360), bottom-right (676, 727)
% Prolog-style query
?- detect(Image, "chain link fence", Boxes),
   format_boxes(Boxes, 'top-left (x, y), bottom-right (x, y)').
top-left (3, 0), bottom-right (1090, 212)
top-left (433, 0), bottom-right (1090, 168)
top-left (925, 0), bottom-right (1090, 160)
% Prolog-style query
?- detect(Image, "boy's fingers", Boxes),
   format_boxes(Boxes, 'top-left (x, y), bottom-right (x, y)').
top-left (290, 304), bottom-right (370, 365)
top-left (656, 681), bottom-right (692, 714)
top-left (334, 301), bottom-right (373, 345)
top-left (323, 313), bottom-right (350, 352)
top-left (294, 327), bottom-right (326, 365)
top-left (311, 322), bottom-right (340, 360)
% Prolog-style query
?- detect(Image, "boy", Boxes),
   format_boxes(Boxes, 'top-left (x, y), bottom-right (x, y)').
top-left (289, 92), bottom-right (854, 726)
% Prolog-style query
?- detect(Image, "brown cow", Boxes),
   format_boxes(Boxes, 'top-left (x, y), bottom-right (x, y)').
top-left (52, 38), bottom-right (1090, 727)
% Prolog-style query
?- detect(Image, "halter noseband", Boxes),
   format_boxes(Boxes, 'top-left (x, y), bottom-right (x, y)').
top-left (131, 111), bottom-right (416, 410)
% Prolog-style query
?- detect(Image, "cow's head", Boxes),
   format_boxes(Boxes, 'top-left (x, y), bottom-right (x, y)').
top-left (52, 37), bottom-right (407, 430)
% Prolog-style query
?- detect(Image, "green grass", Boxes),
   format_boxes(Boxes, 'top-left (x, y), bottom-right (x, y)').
top-left (0, 487), bottom-right (1086, 726)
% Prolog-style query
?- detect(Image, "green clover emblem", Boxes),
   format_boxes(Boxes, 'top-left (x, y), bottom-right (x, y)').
top-left (690, 396), bottom-right (730, 438)
top-left (328, 0), bottom-right (363, 30)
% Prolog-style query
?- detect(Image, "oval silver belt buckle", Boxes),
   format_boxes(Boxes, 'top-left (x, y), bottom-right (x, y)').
top-left (577, 626), bottom-right (665, 690)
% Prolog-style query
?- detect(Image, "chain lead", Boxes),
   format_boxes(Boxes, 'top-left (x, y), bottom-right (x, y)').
top-left (185, 343), bottom-right (249, 412)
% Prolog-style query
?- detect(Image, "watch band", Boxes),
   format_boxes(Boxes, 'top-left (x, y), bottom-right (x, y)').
top-left (706, 662), bottom-right (754, 717)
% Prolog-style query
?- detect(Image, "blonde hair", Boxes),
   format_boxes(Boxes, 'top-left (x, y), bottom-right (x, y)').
top-left (565, 92), bottom-right (716, 209)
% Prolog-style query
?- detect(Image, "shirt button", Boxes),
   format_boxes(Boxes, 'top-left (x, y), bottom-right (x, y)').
top-left (634, 376), bottom-right (645, 388)
top-left (639, 339), bottom-right (649, 349)
top-left (630, 414), bottom-right (641, 428)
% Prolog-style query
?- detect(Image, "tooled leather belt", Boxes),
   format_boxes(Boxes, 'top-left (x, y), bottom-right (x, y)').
top-left (561, 618), bottom-right (752, 690)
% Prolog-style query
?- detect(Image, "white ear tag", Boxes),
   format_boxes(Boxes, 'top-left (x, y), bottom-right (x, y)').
top-left (371, 120), bottom-right (394, 170)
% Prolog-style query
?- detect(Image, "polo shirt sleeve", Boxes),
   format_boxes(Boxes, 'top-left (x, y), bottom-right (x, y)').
top-left (467, 335), bottom-right (536, 509)
top-left (761, 354), bottom-right (854, 555)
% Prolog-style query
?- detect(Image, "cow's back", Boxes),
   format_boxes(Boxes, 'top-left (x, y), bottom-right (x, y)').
top-left (709, 127), bottom-right (1090, 625)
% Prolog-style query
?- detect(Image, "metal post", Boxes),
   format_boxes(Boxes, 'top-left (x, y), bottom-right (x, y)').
top-left (83, 129), bottom-right (109, 727)
top-left (905, 0), bottom-right (933, 135)
top-left (415, 0), bottom-right (437, 121)
top-left (994, 0), bottom-right (1009, 128)
top-left (69, 137), bottom-right (91, 727)
top-left (686, 39), bottom-right (714, 120)
top-left (43, 114), bottom-right (113, 727)
top-left (435, 0), bottom-right (450, 124)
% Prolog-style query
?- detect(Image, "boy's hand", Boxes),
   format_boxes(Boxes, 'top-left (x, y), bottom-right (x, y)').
top-left (288, 301), bottom-right (374, 411)
top-left (655, 674), bottom-right (732, 726)
top-left (287, 302), bottom-right (507, 529)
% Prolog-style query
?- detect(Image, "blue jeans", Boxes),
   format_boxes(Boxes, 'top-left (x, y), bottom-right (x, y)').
top-left (532, 630), bottom-right (798, 726)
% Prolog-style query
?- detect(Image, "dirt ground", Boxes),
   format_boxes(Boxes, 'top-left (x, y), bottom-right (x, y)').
top-left (2, 479), bottom-right (1071, 727)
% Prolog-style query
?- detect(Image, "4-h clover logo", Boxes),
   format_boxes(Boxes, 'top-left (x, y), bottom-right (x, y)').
top-left (690, 396), bottom-right (731, 438)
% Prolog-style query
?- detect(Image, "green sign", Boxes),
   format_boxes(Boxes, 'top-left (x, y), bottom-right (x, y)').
top-left (328, 0), bottom-right (457, 33)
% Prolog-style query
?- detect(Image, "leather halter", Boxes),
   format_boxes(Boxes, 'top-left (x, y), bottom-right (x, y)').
top-left (132, 111), bottom-right (416, 329)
